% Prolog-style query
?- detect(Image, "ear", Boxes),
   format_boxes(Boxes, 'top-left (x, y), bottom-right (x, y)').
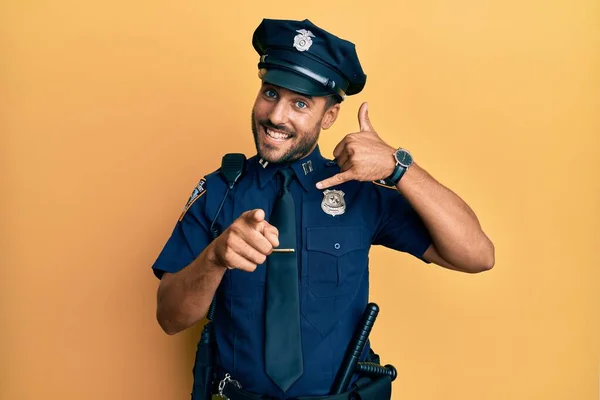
top-left (321, 103), bottom-right (341, 130)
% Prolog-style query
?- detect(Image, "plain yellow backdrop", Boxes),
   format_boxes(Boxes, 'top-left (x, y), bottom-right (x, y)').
top-left (1, 0), bottom-right (598, 399)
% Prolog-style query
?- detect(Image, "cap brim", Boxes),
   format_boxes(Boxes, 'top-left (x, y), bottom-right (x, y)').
top-left (259, 68), bottom-right (332, 97)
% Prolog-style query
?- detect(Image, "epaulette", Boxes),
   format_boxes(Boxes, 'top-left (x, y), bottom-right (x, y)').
top-left (178, 152), bottom-right (252, 222)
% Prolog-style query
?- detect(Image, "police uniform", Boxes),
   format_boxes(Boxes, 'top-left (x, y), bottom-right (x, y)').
top-left (152, 18), bottom-right (433, 400)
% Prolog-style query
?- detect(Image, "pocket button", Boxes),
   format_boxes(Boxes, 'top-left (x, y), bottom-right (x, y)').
top-left (334, 243), bottom-right (341, 250)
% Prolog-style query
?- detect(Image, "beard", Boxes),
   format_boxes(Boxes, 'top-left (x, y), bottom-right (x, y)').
top-left (251, 111), bottom-right (321, 164)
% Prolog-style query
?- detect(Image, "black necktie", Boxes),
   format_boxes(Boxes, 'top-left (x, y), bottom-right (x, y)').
top-left (265, 168), bottom-right (303, 392)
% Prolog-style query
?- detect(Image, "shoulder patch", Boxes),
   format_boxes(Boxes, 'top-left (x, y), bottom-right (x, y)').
top-left (371, 179), bottom-right (397, 190)
top-left (178, 178), bottom-right (207, 221)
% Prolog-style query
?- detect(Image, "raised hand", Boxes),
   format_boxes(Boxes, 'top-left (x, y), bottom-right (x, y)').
top-left (316, 102), bottom-right (397, 190)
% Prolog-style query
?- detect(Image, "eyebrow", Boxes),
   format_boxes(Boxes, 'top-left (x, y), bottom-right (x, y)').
top-left (298, 94), bottom-right (315, 105)
top-left (263, 83), bottom-right (314, 103)
top-left (291, 91), bottom-right (315, 105)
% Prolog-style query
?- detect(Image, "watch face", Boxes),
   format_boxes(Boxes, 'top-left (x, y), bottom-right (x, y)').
top-left (395, 149), bottom-right (413, 167)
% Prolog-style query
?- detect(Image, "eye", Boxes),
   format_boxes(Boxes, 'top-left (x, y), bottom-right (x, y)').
top-left (264, 89), bottom-right (277, 98)
top-left (295, 100), bottom-right (308, 109)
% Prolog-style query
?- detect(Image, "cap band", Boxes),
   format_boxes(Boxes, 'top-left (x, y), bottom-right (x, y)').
top-left (259, 55), bottom-right (347, 100)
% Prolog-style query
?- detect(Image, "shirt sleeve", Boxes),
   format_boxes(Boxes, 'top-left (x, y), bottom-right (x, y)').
top-left (372, 188), bottom-right (433, 263)
top-left (151, 179), bottom-right (213, 279)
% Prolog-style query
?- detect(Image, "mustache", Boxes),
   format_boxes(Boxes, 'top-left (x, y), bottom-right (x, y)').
top-left (259, 120), bottom-right (294, 136)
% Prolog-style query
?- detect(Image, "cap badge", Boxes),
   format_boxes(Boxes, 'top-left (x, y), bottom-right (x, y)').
top-left (293, 29), bottom-right (315, 52)
top-left (321, 189), bottom-right (346, 216)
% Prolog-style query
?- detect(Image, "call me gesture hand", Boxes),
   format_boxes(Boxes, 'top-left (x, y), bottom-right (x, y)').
top-left (316, 102), bottom-right (399, 190)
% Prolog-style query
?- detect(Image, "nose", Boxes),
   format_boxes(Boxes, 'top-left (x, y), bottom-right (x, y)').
top-left (267, 99), bottom-right (288, 127)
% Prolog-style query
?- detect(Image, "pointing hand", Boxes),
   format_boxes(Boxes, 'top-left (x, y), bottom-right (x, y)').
top-left (213, 209), bottom-right (279, 272)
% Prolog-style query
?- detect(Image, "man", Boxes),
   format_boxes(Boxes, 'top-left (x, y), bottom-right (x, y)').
top-left (152, 18), bottom-right (495, 399)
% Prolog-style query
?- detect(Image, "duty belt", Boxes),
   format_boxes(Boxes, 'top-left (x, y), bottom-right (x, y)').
top-left (213, 303), bottom-right (396, 400)
top-left (218, 374), bottom-right (393, 400)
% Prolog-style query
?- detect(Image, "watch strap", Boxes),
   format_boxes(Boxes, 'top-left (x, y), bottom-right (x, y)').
top-left (386, 163), bottom-right (406, 186)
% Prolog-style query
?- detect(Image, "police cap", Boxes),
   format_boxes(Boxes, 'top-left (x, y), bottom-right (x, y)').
top-left (252, 18), bottom-right (367, 102)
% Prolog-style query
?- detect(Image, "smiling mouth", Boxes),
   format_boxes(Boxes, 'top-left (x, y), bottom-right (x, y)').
top-left (263, 125), bottom-right (292, 142)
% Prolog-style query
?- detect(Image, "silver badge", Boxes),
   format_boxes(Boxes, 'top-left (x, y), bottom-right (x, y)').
top-left (293, 29), bottom-right (315, 52)
top-left (258, 158), bottom-right (269, 168)
top-left (321, 189), bottom-right (346, 216)
top-left (302, 160), bottom-right (313, 175)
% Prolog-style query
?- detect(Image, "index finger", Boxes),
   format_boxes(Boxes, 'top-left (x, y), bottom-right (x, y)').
top-left (241, 209), bottom-right (265, 229)
top-left (315, 171), bottom-right (354, 190)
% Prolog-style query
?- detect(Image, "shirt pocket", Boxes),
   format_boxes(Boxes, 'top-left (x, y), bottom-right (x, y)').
top-left (306, 226), bottom-right (368, 298)
top-left (227, 264), bottom-right (266, 297)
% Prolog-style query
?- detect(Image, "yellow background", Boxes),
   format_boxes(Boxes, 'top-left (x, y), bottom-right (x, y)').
top-left (2, 0), bottom-right (598, 399)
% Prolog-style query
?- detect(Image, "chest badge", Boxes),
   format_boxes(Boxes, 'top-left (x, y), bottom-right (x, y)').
top-left (321, 189), bottom-right (346, 216)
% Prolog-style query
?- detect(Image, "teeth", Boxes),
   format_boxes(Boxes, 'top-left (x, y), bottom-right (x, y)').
top-left (266, 128), bottom-right (290, 140)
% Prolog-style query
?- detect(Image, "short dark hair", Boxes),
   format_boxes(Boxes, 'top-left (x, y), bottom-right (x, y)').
top-left (324, 95), bottom-right (341, 110)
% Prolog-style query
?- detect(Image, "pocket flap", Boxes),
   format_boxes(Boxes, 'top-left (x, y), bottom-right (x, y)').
top-left (306, 226), bottom-right (365, 257)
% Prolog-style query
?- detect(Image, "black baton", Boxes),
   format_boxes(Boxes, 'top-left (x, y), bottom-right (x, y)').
top-left (330, 303), bottom-right (379, 394)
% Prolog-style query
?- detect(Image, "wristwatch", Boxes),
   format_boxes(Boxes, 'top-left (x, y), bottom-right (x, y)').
top-left (386, 148), bottom-right (413, 185)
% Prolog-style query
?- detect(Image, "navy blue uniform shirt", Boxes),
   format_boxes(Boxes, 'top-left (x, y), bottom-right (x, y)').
top-left (152, 146), bottom-right (432, 398)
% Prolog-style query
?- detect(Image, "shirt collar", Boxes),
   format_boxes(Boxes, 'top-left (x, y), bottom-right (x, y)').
top-left (256, 145), bottom-right (326, 191)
